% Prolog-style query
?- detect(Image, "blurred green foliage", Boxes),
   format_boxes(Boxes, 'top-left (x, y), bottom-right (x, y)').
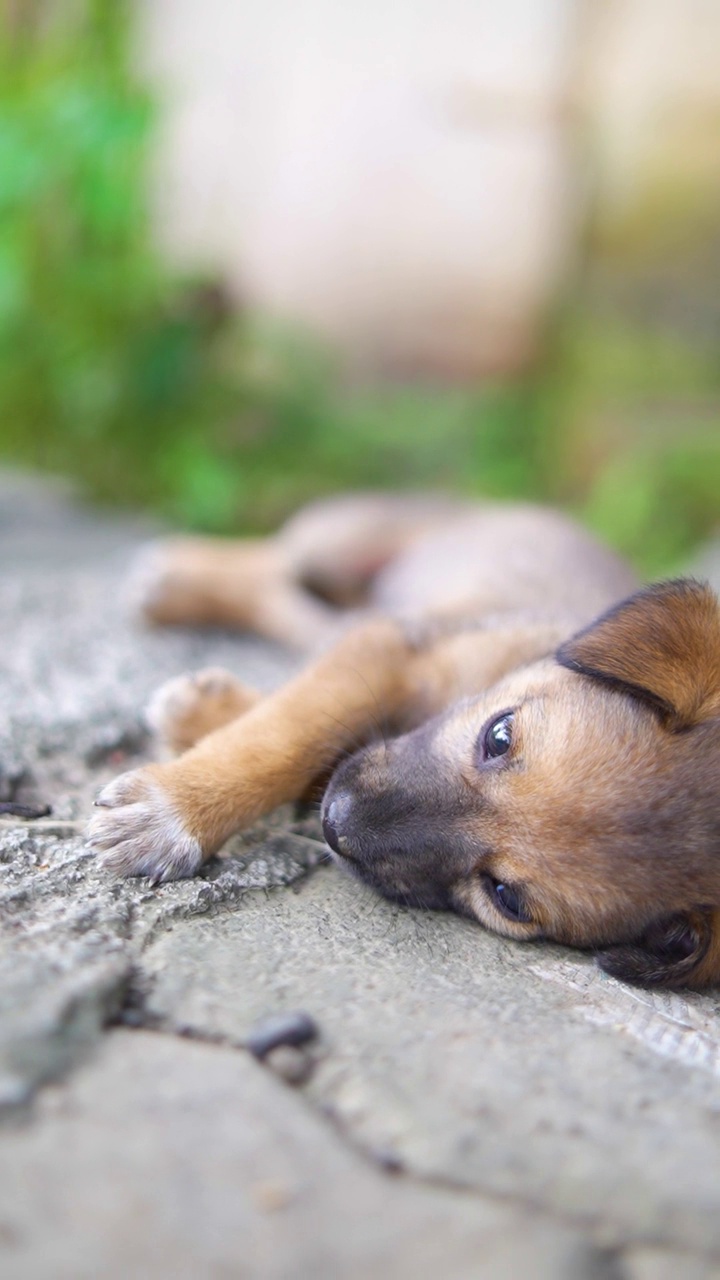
top-left (0, 0), bottom-right (718, 577)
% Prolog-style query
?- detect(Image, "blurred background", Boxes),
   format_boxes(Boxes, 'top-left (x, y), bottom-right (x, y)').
top-left (1, 0), bottom-right (718, 576)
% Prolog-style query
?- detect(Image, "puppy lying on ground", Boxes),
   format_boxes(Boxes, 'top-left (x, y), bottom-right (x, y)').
top-left (87, 495), bottom-right (720, 989)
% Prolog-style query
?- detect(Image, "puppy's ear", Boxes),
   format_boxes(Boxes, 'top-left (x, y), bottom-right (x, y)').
top-left (557, 579), bottom-right (720, 728)
top-left (596, 909), bottom-right (715, 989)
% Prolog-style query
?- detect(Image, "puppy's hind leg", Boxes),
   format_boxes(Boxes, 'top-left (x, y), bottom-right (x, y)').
top-left (129, 536), bottom-right (341, 648)
top-left (146, 668), bottom-right (261, 755)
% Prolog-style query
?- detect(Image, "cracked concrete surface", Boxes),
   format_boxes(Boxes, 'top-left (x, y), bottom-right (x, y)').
top-left (1, 471), bottom-right (720, 1279)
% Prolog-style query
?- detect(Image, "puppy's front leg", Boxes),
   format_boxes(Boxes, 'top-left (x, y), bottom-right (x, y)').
top-left (87, 620), bottom-right (417, 882)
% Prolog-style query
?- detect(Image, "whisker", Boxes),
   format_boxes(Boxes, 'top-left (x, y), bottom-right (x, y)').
top-left (345, 667), bottom-right (390, 750)
top-left (317, 710), bottom-right (372, 760)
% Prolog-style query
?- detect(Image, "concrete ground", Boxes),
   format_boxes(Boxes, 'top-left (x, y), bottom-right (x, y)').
top-left (1, 471), bottom-right (720, 1280)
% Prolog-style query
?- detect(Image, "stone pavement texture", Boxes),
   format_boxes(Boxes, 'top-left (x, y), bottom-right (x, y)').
top-left (1, 471), bottom-right (720, 1280)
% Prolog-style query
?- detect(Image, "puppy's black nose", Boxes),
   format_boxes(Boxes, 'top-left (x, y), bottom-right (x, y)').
top-left (322, 791), bottom-right (353, 855)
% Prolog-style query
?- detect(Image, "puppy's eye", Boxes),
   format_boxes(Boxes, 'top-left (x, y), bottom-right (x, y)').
top-left (480, 712), bottom-right (514, 761)
top-left (485, 875), bottom-right (532, 924)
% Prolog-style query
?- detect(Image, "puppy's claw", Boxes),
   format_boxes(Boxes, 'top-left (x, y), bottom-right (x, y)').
top-left (87, 769), bottom-right (203, 882)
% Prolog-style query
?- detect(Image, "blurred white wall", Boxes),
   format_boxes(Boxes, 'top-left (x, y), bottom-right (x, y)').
top-left (136, 0), bottom-right (720, 376)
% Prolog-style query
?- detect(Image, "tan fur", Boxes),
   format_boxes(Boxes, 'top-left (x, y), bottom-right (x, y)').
top-left (89, 495), bottom-right (720, 989)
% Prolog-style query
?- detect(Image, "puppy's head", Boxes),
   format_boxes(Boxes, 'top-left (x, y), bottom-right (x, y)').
top-left (322, 580), bottom-right (720, 989)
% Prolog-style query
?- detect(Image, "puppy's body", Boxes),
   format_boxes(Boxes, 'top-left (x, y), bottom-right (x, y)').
top-left (132, 495), bottom-right (637, 641)
top-left (89, 495), bottom-right (720, 989)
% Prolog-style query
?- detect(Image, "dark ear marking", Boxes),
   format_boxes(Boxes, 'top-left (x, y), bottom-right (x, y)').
top-left (595, 910), bottom-right (712, 989)
top-left (557, 579), bottom-right (720, 728)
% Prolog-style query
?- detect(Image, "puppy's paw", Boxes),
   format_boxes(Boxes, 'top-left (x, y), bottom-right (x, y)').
top-left (125, 539), bottom-right (209, 626)
top-left (145, 667), bottom-right (259, 754)
top-left (86, 767), bottom-right (203, 882)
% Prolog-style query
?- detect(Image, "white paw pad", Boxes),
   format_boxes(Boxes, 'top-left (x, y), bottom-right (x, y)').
top-left (144, 668), bottom-right (241, 738)
top-left (86, 769), bottom-right (202, 883)
top-left (123, 541), bottom-right (179, 617)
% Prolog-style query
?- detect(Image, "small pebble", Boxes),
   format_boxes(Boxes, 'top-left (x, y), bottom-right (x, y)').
top-left (245, 1010), bottom-right (319, 1058)
top-left (264, 1045), bottom-right (314, 1086)
top-left (373, 1148), bottom-right (404, 1174)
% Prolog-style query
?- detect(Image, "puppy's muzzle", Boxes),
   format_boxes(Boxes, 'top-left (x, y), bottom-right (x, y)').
top-left (320, 734), bottom-right (467, 911)
top-left (321, 791), bottom-right (355, 858)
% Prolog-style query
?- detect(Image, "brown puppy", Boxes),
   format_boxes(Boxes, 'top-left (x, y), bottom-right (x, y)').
top-left (88, 495), bottom-right (720, 989)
